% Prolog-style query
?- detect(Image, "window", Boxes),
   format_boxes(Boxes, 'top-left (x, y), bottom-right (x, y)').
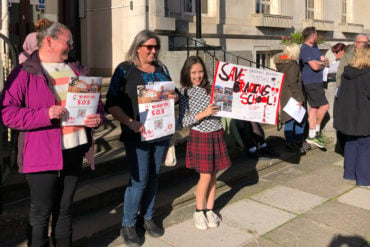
top-left (256, 0), bottom-right (271, 14)
top-left (184, 0), bottom-right (208, 15)
top-left (305, 0), bottom-right (314, 19)
top-left (256, 52), bottom-right (271, 69)
top-left (342, 0), bottom-right (347, 23)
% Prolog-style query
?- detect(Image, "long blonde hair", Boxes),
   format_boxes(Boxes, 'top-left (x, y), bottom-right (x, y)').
top-left (283, 43), bottom-right (300, 60)
top-left (125, 30), bottom-right (161, 66)
top-left (349, 44), bottom-right (370, 69)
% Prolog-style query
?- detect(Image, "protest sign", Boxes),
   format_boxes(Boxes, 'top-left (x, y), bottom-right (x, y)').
top-left (138, 81), bottom-right (176, 141)
top-left (211, 61), bottom-right (284, 125)
top-left (62, 76), bottom-right (102, 126)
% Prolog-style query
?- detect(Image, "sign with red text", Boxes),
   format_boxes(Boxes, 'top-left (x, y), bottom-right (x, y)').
top-left (62, 76), bottom-right (102, 126)
top-left (137, 81), bottom-right (176, 141)
top-left (211, 61), bottom-right (284, 125)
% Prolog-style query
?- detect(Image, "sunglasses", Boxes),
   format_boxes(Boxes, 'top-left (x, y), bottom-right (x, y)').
top-left (141, 45), bottom-right (160, 51)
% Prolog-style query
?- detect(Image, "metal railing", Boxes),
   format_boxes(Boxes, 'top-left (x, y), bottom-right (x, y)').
top-left (165, 33), bottom-right (275, 78)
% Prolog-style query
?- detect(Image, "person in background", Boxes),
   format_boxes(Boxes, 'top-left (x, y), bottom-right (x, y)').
top-left (179, 56), bottom-right (231, 230)
top-left (336, 34), bottom-right (368, 88)
top-left (299, 26), bottom-right (329, 149)
top-left (235, 120), bottom-right (280, 159)
top-left (274, 43), bottom-right (309, 154)
top-left (105, 30), bottom-right (178, 247)
top-left (334, 44), bottom-right (370, 188)
top-left (0, 21), bottom-right (104, 246)
top-left (18, 18), bottom-right (51, 64)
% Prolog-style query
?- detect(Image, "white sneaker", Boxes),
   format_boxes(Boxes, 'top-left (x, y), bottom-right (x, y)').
top-left (205, 210), bottom-right (221, 228)
top-left (193, 211), bottom-right (208, 230)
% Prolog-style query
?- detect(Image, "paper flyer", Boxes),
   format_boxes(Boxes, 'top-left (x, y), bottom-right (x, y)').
top-left (137, 81), bottom-right (176, 141)
top-left (62, 76), bottom-right (102, 126)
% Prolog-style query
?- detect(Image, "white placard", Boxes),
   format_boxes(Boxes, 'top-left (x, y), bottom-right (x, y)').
top-left (211, 61), bottom-right (284, 125)
top-left (62, 76), bottom-right (102, 126)
top-left (138, 81), bottom-right (176, 141)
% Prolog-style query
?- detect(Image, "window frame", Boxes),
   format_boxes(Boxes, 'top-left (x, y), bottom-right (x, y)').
top-left (305, 0), bottom-right (315, 19)
top-left (183, 0), bottom-right (209, 16)
top-left (256, 0), bottom-right (271, 14)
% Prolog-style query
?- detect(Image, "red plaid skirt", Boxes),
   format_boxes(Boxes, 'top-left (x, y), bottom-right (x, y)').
top-left (186, 129), bottom-right (231, 173)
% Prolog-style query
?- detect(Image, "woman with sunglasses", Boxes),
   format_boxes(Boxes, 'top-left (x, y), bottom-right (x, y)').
top-left (106, 30), bottom-right (178, 247)
top-left (0, 21), bottom-right (104, 246)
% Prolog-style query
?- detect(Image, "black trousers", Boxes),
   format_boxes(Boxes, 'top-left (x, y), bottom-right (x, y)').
top-left (25, 146), bottom-right (84, 247)
top-left (235, 120), bottom-right (265, 149)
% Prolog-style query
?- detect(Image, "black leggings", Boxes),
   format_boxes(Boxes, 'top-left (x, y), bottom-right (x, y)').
top-left (25, 146), bottom-right (84, 247)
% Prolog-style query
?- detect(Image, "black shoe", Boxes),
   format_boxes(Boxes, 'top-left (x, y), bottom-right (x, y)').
top-left (259, 146), bottom-right (280, 158)
top-left (120, 226), bottom-right (143, 247)
top-left (144, 219), bottom-right (164, 237)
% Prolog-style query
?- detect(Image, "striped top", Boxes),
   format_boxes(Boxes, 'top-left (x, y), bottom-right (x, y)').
top-left (42, 62), bottom-right (88, 150)
top-left (179, 86), bottom-right (222, 133)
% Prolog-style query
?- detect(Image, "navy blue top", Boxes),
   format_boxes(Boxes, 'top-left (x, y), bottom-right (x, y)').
top-left (105, 61), bottom-right (172, 141)
top-left (299, 43), bottom-right (323, 84)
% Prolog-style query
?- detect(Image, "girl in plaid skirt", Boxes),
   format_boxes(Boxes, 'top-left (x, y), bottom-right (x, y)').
top-left (179, 56), bottom-right (231, 230)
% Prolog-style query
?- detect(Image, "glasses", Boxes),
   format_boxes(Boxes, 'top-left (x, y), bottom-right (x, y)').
top-left (141, 44), bottom-right (160, 51)
top-left (356, 41), bottom-right (368, 44)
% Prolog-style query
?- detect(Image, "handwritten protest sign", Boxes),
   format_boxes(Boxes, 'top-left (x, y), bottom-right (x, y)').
top-left (137, 81), bottom-right (176, 141)
top-left (211, 62), bottom-right (284, 125)
top-left (63, 76), bottom-right (102, 126)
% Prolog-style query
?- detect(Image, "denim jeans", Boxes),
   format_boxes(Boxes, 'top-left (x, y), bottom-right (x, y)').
top-left (284, 119), bottom-right (306, 143)
top-left (122, 138), bottom-right (169, 226)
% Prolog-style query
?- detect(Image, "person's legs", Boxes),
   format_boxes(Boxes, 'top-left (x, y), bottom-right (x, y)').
top-left (316, 104), bottom-right (329, 130)
top-left (140, 139), bottom-right (169, 221)
top-left (354, 136), bottom-right (370, 186)
top-left (25, 172), bottom-right (58, 247)
top-left (205, 173), bottom-right (217, 210)
top-left (294, 119), bottom-right (306, 143)
top-left (193, 173), bottom-right (212, 230)
top-left (308, 107), bottom-right (318, 136)
top-left (284, 119), bottom-right (295, 144)
top-left (196, 173), bottom-right (212, 210)
top-left (343, 136), bottom-right (357, 181)
top-left (122, 140), bottom-right (151, 227)
top-left (51, 147), bottom-right (83, 246)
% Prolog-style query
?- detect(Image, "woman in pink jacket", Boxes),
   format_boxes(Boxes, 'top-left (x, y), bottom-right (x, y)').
top-left (1, 21), bottom-right (104, 246)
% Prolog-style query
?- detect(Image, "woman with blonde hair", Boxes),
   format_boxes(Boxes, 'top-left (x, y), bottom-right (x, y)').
top-left (106, 30), bottom-right (178, 246)
top-left (274, 43), bottom-right (309, 154)
top-left (334, 44), bottom-right (370, 187)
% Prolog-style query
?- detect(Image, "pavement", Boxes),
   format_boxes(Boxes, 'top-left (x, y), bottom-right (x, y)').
top-left (82, 142), bottom-right (370, 247)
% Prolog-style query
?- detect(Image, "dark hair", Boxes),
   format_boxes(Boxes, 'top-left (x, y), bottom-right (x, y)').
top-left (180, 56), bottom-right (211, 96)
top-left (331, 43), bottom-right (346, 54)
top-left (302, 26), bottom-right (316, 41)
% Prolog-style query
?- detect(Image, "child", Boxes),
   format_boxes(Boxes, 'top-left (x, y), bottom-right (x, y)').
top-left (179, 56), bottom-right (231, 230)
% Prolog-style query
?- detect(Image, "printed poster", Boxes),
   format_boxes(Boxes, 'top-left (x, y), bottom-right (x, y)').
top-left (211, 61), bottom-right (284, 125)
top-left (138, 81), bottom-right (176, 141)
top-left (62, 76), bottom-right (102, 126)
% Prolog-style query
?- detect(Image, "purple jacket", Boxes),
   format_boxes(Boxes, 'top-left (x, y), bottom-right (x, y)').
top-left (0, 51), bottom-right (104, 173)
